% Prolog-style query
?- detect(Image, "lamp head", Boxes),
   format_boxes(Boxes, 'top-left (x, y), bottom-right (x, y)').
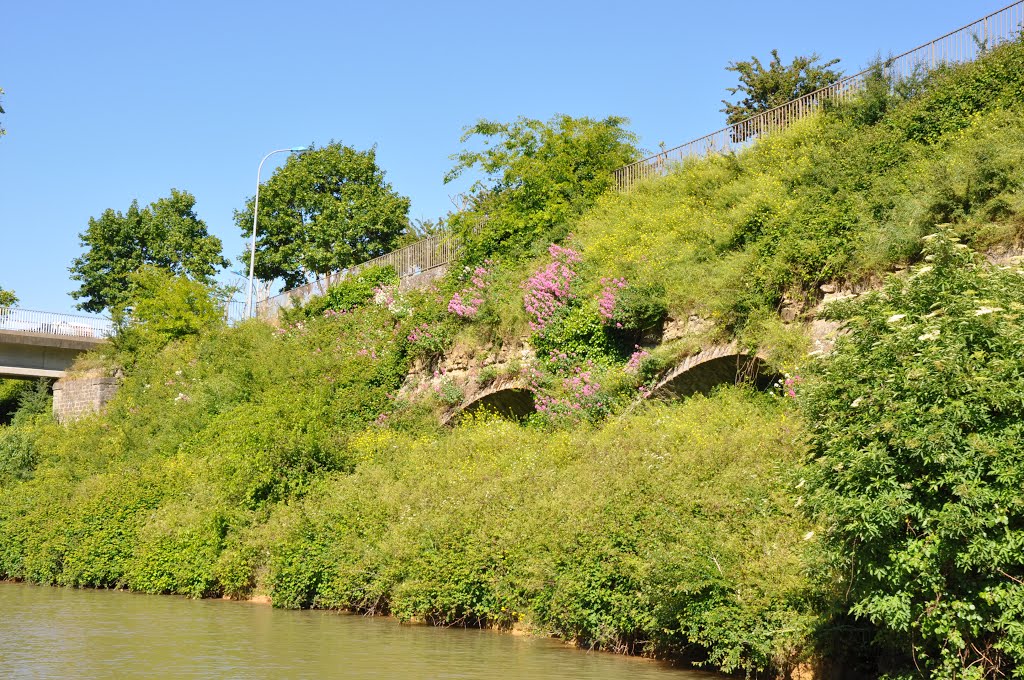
top-left (290, 146), bottom-right (309, 153)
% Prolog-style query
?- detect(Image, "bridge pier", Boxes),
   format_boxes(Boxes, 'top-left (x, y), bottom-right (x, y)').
top-left (52, 371), bottom-right (119, 424)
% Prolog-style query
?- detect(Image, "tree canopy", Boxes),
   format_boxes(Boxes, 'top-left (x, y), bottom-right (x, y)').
top-left (444, 114), bottom-right (638, 260)
top-left (721, 49), bottom-right (842, 126)
top-left (69, 189), bottom-right (229, 313)
top-left (234, 142), bottom-right (411, 291)
top-left (0, 288), bottom-right (16, 307)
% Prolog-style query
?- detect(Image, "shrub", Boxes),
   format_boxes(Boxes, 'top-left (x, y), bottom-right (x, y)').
top-left (297, 265), bottom-right (398, 320)
top-left (803, 233), bottom-right (1024, 678)
top-left (113, 266), bottom-right (224, 353)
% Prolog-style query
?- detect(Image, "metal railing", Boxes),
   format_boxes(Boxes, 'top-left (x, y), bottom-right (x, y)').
top-left (614, 1), bottom-right (1024, 190)
top-left (222, 300), bottom-right (248, 326)
top-left (256, 232), bottom-right (460, 318)
top-left (0, 307), bottom-right (113, 339)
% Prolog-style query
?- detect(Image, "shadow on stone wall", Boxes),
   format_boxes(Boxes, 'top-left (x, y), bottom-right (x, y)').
top-left (652, 343), bottom-right (778, 399)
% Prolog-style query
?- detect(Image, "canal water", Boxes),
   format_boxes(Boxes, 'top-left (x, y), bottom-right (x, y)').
top-left (0, 583), bottom-right (722, 679)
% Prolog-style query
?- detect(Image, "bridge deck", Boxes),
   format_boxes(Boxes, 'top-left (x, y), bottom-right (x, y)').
top-left (0, 308), bottom-right (111, 379)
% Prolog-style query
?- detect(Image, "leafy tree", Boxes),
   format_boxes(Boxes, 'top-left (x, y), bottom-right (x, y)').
top-left (234, 142), bottom-right (411, 291)
top-left (113, 265), bottom-right (224, 352)
top-left (721, 49), bottom-right (841, 126)
top-left (70, 189), bottom-right (228, 313)
top-left (803, 233), bottom-right (1024, 678)
top-left (444, 115), bottom-right (638, 260)
top-left (0, 287), bottom-right (16, 307)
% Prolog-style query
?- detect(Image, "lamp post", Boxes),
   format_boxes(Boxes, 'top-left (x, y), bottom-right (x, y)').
top-left (245, 146), bottom-right (308, 318)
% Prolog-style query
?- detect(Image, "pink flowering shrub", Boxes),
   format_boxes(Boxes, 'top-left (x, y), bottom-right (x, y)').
top-left (625, 346), bottom-right (649, 374)
top-left (529, 360), bottom-right (611, 424)
top-left (522, 245), bottom-right (582, 332)
top-left (404, 318), bottom-right (451, 359)
top-left (597, 277), bottom-right (627, 324)
top-left (448, 262), bottom-right (493, 318)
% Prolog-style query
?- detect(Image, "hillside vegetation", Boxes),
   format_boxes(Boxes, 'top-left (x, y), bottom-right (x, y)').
top-left (2, 38), bottom-right (1024, 679)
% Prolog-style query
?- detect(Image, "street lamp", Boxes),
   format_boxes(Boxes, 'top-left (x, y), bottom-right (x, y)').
top-left (245, 146), bottom-right (308, 318)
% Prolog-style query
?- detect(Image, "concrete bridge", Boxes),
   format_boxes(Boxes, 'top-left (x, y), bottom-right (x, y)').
top-left (0, 308), bottom-right (111, 379)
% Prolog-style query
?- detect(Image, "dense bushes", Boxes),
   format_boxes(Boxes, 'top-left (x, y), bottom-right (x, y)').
top-left (803, 234), bottom-right (1024, 678)
top-left (293, 265), bottom-right (399, 320)
top-left (0, 350), bottom-right (809, 676)
top-left (571, 38), bottom-right (1024, 333)
top-left (1, 33), bottom-right (1024, 680)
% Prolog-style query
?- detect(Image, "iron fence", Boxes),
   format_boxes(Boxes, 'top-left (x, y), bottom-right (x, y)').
top-left (0, 307), bottom-right (112, 338)
top-left (614, 1), bottom-right (1024, 190)
top-left (256, 232), bottom-right (460, 319)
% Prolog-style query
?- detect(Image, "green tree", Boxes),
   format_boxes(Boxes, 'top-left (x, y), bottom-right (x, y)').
top-left (444, 114), bottom-right (638, 260)
top-left (0, 287), bottom-right (16, 307)
top-left (70, 189), bottom-right (229, 313)
top-left (721, 49), bottom-right (841, 127)
top-left (113, 265), bottom-right (224, 352)
top-left (803, 233), bottom-right (1024, 678)
top-left (234, 142), bottom-right (410, 291)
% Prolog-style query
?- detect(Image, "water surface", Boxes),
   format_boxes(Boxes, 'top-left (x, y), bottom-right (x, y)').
top-left (0, 583), bottom-right (722, 679)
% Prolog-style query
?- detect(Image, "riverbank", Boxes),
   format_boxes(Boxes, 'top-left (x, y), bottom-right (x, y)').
top-left (3, 37), bottom-right (1024, 679)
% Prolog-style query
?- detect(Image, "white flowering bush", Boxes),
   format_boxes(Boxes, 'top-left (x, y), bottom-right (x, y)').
top-left (803, 232), bottom-right (1024, 678)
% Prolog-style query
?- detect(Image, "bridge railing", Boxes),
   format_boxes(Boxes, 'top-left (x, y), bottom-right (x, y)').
top-left (614, 1), bottom-right (1024, 190)
top-left (256, 232), bottom-right (460, 319)
top-left (0, 307), bottom-right (113, 339)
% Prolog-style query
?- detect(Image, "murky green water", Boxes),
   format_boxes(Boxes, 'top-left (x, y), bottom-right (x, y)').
top-left (0, 583), bottom-right (722, 679)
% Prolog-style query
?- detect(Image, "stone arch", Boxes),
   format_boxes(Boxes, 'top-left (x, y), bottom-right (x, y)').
top-left (652, 342), bottom-right (776, 399)
top-left (442, 384), bottom-right (535, 426)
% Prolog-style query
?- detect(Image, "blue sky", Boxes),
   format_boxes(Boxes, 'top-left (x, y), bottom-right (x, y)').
top-left (0, 0), bottom-right (1004, 314)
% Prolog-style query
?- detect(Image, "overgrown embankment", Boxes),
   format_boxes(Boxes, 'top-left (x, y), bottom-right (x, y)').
top-left (2, 37), bottom-right (1024, 679)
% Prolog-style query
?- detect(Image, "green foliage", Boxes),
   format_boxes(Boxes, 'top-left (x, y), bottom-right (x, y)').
top-left (260, 392), bottom-right (809, 676)
top-left (532, 305), bottom-right (616, 367)
top-left (0, 380), bottom-right (31, 425)
top-left (295, 265), bottom-right (399, 320)
top-left (70, 189), bottom-right (229, 313)
top-left (113, 266), bottom-right (224, 353)
top-left (803, 233), bottom-right (1024, 678)
top-left (577, 38), bottom-right (1024, 331)
top-left (445, 115), bottom-right (638, 260)
top-left (722, 49), bottom-right (842, 128)
top-left (2, 36), bottom-right (1024, 680)
top-left (235, 143), bottom-right (410, 290)
top-left (610, 280), bottom-right (667, 337)
top-left (11, 379), bottom-right (51, 427)
top-left (0, 287), bottom-right (16, 307)
top-left (0, 426), bottom-right (39, 485)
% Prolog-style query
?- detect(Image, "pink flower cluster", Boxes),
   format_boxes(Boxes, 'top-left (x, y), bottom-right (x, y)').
top-left (407, 323), bottom-right (434, 343)
top-left (532, 362), bottom-right (607, 422)
top-left (783, 375), bottom-right (802, 398)
top-left (323, 308), bottom-right (349, 319)
top-left (373, 286), bottom-right (396, 308)
top-left (625, 346), bottom-right (649, 374)
top-left (448, 263), bottom-right (492, 318)
top-left (357, 347), bottom-right (379, 360)
top-left (523, 244), bottom-right (582, 332)
top-left (597, 277), bottom-right (627, 323)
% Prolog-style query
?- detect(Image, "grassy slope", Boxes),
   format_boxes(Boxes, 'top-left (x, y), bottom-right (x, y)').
top-left (1, 39), bottom-right (1024, 678)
